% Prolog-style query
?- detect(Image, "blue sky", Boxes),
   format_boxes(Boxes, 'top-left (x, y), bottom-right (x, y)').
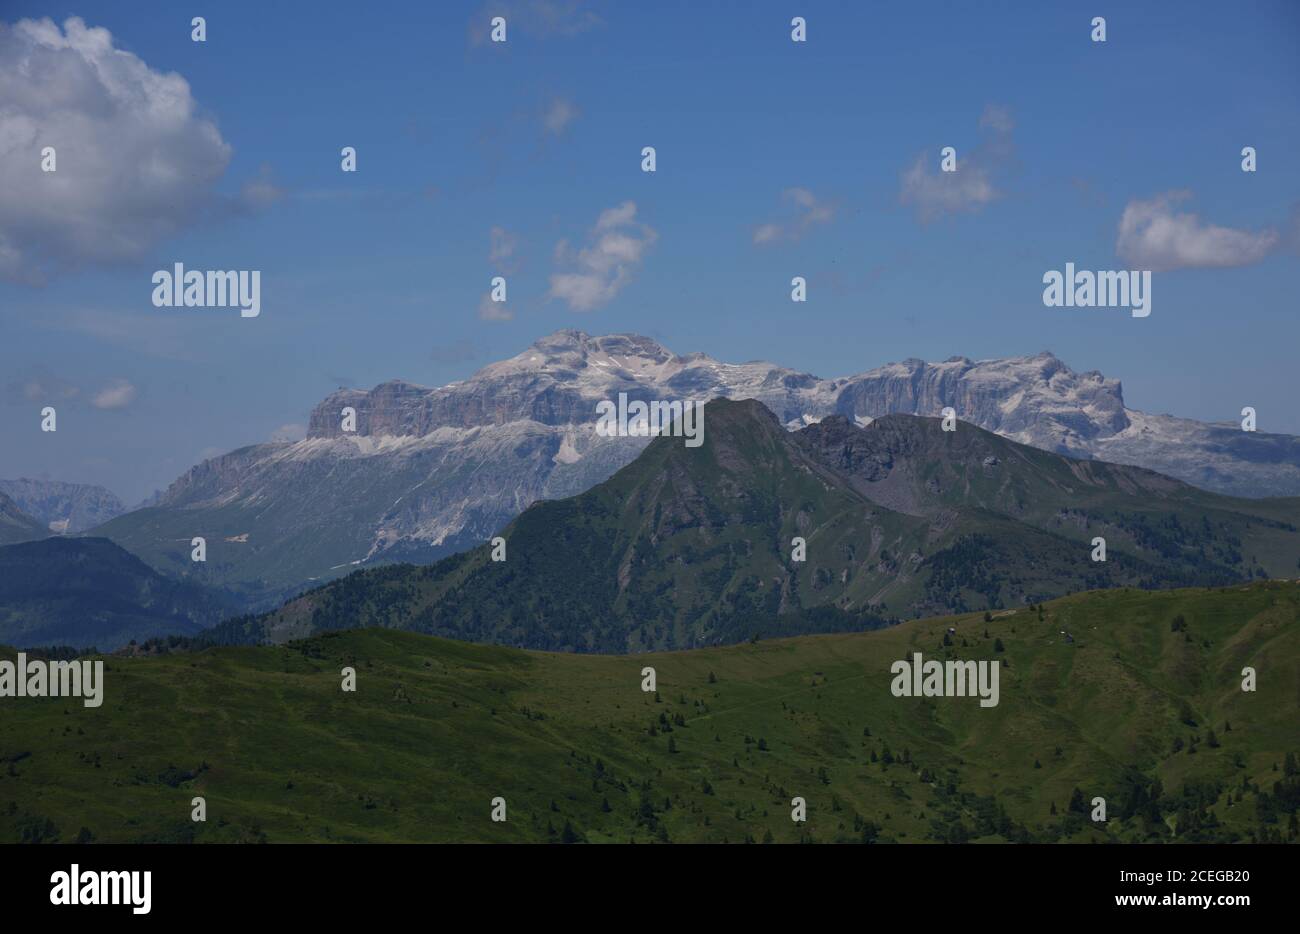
top-left (1, 0), bottom-right (1298, 503)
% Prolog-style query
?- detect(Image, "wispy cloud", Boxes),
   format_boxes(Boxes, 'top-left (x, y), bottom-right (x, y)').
top-left (5, 371), bottom-right (80, 406)
top-left (1116, 191), bottom-right (1281, 271)
top-left (752, 187), bottom-right (836, 245)
top-left (50, 308), bottom-right (194, 360)
top-left (471, 94), bottom-right (584, 186)
top-left (236, 163), bottom-right (286, 212)
top-left (548, 201), bottom-right (657, 312)
top-left (542, 96), bottom-right (580, 136)
top-left (90, 379), bottom-right (137, 410)
top-left (490, 226), bottom-right (520, 274)
top-left (978, 103), bottom-right (1015, 133)
top-left (899, 104), bottom-right (1013, 223)
top-left (468, 1), bottom-right (603, 46)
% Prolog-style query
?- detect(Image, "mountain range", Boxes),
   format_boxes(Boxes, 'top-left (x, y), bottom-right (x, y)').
top-left (0, 537), bottom-right (233, 649)
top-left (0, 478), bottom-right (126, 534)
top-left (91, 331), bottom-right (1300, 610)
top-left (208, 398), bottom-right (1300, 652)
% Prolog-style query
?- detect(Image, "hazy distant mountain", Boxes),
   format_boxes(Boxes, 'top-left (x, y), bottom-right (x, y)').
top-left (94, 331), bottom-right (1300, 606)
top-left (0, 491), bottom-right (47, 546)
top-left (211, 399), bottom-right (1300, 650)
top-left (0, 478), bottom-right (126, 534)
top-left (0, 537), bottom-right (233, 650)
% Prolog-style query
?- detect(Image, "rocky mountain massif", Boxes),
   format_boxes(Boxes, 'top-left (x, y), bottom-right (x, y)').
top-left (209, 399), bottom-right (1300, 652)
top-left (0, 478), bottom-right (126, 534)
top-left (93, 331), bottom-right (1300, 608)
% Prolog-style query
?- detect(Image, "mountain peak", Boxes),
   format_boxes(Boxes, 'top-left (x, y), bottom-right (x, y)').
top-left (531, 328), bottom-right (592, 349)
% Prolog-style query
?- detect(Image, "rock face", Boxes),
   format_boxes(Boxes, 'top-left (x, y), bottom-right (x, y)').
top-left (304, 331), bottom-right (829, 437)
top-left (305, 332), bottom-right (1300, 498)
top-left (826, 354), bottom-right (1299, 499)
top-left (0, 479), bottom-right (126, 534)
top-left (832, 354), bottom-right (1130, 448)
top-left (93, 330), bottom-right (1300, 608)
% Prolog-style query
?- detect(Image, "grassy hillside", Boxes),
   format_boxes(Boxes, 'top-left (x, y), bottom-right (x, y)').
top-left (2, 582), bottom-right (1296, 843)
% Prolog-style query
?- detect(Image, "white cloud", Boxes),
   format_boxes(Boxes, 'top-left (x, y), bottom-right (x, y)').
top-left (548, 201), bottom-right (657, 312)
top-left (899, 104), bottom-right (1012, 223)
top-left (90, 379), bottom-right (136, 410)
top-left (752, 187), bottom-right (835, 245)
top-left (899, 154), bottom-right (998, 222)
top-left (0, 17), bottom-right (235, 283)
top-left (595, 201), bottom-right (638, 230)
top-left (1115, 191), bottom-right (1280, 271)
top-left (542, 96), bottom-right (579, 136)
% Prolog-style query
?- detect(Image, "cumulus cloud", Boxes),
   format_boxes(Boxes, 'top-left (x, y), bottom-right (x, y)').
top-left (0, 17), bottom-right (239, 283)
top-left (1115, 191), bottom-right (1281, 271)
top-left (752, 187), bottom-right (835, 245)
top-left (90, 379), bottom-right (136, 410)
top-left (548, 201), bottom-right (657, 312)
top-left (899, 104), bottom-right (1013, 223)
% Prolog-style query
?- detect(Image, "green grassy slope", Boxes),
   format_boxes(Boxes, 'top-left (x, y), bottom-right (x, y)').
top-left (2, 581), bottom-right (1295, 843)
